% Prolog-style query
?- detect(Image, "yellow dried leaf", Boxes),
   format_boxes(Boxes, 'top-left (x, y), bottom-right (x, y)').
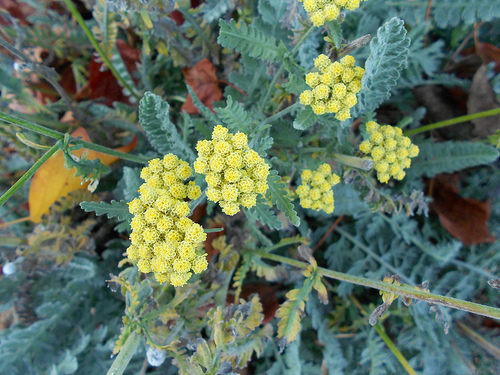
top-left (29, 127), bottom-right (136, 222)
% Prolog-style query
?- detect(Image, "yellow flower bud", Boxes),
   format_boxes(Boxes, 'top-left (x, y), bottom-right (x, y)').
top-left (305, 72), bottom-right (321, 87)
top-left (163, 154), bottom-right (179, 170)
top-left (170, 272), bottom-right (191, 287)
top-left (192, 255), bottom-right (208, 274)
top-left (314, 54), bottom-right (331, 71)
top-left (300, 90), bottom-right (314, 105)
top-left (232, 132), bottom-right (248, 149)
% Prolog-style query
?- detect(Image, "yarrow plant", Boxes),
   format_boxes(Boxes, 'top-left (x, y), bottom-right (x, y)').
top-left (194, 125), bottom-right (270, 216)
top-left (1, 1), bottom-right (500, 374)
top-left (299, 54), bottom-right (364, 120)
top-left (296, 163), bottom-right (341, 213)
top-left (298, 0), bottom-right (366, 26)
top-left (127, 154), bottom-right (208, 286)
top-left (359, 121), bottom-right (420, 183)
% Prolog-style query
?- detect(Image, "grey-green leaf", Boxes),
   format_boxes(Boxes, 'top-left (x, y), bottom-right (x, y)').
top-left (411, 141), bottom-right (499, 177)
top-left (267, 170), bottom-right (300, 226)
top-left (357, 17), bottom-right (411, 115)
top-left (218, 19), bottom-right (288, 62)
top-left (138, 91), bottom-right (195, 161)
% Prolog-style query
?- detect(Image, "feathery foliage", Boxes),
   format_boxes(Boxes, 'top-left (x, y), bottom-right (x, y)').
top-left (411, 141), bottom-right (499, 177)
top-left (218, 19), bottom-right (288, 62)
top-left (356, 17), bottom-right (411, 115)
top-left (138, 91), bottom-right (195, 161)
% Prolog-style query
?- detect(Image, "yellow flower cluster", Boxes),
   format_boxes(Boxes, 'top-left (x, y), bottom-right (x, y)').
top-left (298, 0), bottom-right (365, 27)
top-left (359, 121), bottom-right (420, 183)
top-left (194, 125), bottom-right (270, 216)
top-left (126, 154), bottom-right (208, 287)
top-left (299, 54), bottom-right (364, 121)
top-left (296, 163), bottom-right (341, 214)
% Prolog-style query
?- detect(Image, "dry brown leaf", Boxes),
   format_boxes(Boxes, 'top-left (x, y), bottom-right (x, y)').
top-left (181, 58), bottom-right (222, 114)
top-left (29, 127), bottom-right (136, 222)
top-left (430, 177), bottom-right (495, 246)
top-left (467, 64), bottom-right (500, 138)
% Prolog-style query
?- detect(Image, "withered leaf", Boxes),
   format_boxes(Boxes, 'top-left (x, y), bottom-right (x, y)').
top-left (430, 177), bottom-right (495, 246)
top-left (181, 58), bottom-right (222, 114)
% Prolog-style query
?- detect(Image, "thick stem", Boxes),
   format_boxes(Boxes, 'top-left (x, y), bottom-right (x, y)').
top-left (60, 0), bottom-right (140, 101)
top-left (0, 142), bottom-right (61, 208)
top-left (253, 251), bottom-right (500, 321)
top-left (332, 153), bottom-right (373, 171)
top-left (403, 108), bottom-right (500, 136)
top-left (106, 331), bottom-right (142, 375)
top-left (0, 111), bottom-right (149, 164)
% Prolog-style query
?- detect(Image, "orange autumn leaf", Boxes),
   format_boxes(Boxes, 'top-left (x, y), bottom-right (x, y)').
top-left (181, 58), bottom-right (223, 114)
top-left (29, 127), bottom-right (136, 222)
top-left (430, 177), bottom-right (495, 246)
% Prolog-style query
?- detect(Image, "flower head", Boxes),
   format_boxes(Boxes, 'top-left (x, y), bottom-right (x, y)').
top-left (298, 0), bottom-right (365, 27)
top-left (194, 126), bottom-right (269, 216)
top-left (296, 163), bottom-right (341, 214)
top-left (126, 154), bottom-right (208, 287)
top-left (300, 54), bottom-right (364, 121)
top-left (359, 121), bottom-right (419, 183)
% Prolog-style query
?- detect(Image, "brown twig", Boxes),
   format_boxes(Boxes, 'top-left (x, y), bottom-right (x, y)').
top-left (443, 23), bottom-right (483, 71)
top-left (218, 79), bottom-right (247, 96)
top-left (423, 0), bottom-right (433, 47)
top-left (313, 215), bottom-right (344, 252)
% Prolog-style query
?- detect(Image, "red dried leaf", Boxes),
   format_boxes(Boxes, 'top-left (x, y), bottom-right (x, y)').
top-left (477, 43), bottom-right (500, 73)
top-left (430, 177), bottom-right (495, 246)
top-left (181, 58), bottom-right (223, 114)
top-left (87, 40), bottom-right (140, 106)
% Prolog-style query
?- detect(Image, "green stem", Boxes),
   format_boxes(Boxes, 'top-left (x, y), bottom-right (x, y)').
top-left (61, 0), bottom-right (140, 101)
top-left (332, 153), bottom-right (373, 171)
top-left (177, 8), bottom-right (212, 49)
top-left (403, 108), bottom-right (500, 136)
top-left (0, 142), bottom-right (61, 208)
top-left (0, 237), bottom-right (28, 246)
top-left (106, 331), bottom-right (142, 375)
top-left (0, 111), bottom-right (149, 164)
top-left (259, 26), bottom-right (316, 113)
top-left (253, 251), bottom-right (500, 321)
top-left (373, 324), bottom-right (417, 375)
top-left (335, 227), bottom-right (414, 285)
top-left (259, 102), bottom-right (301, 127)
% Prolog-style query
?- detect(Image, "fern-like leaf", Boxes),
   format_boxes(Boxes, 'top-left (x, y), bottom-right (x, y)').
top-left (186, 85), bottom-right (221, 126)
top-left (357, 17), bottom-right (411, 115)
top-left (110, 46), bottom-right (137, 102)
top-left (410, 141), bottom-right (499, 177)
top-left (218, 19), bottom-right (288, 62)
top-left (267, 170), bottom-right (300, 226)
top-left (138, 91), bottom-right (195, 161)
top-left (246, 201), bottom-right (283, 230)
top-left (214, 95), bottom-right (253, 133)
top-left (276, 278), bottom-right (314, 351)
top-left (92, 0), bottom-right (118, 60)
top-left (200, 0), bottom-right (235, 23)
top-left (293, 106), bottom-right (318, 131)
top-left (400, 0), bottom-right (500, 28)
top-left (80, 200), bottom-right (132, 222)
